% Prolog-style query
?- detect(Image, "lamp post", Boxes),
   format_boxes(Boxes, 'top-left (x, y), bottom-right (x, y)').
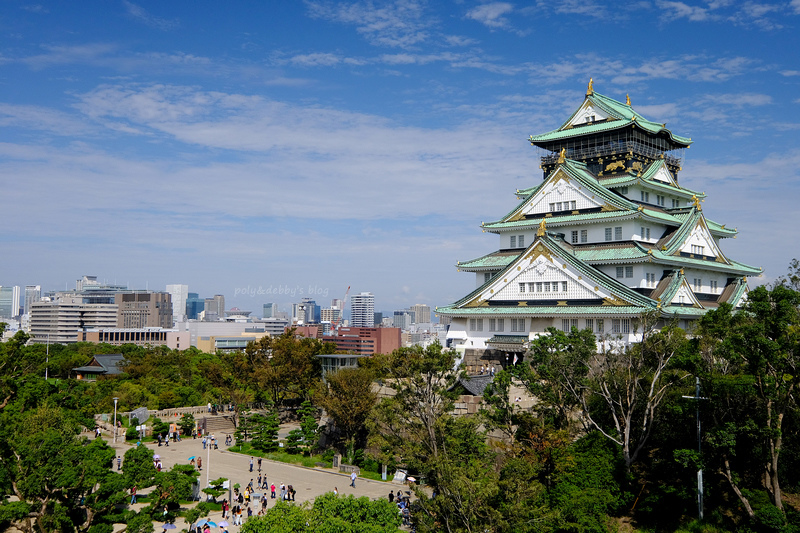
top-left (682, 377), bottom-right (707, 520)
top-left (113, 397), bottom-right (119, 445)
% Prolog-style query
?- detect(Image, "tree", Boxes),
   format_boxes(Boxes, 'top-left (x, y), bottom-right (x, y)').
top-left (772, 258), bottom-right (800, 292)
top-left (250, 406), bottom-right (280, 453)
top-left (702, 286), bottom-right (800, 514)
top-left (298, 400), bottom-right (320, 451)
top-left (369, 343), bottom-right (499, 533)
top-left (0, 402), bottom-right (128, 532)
top-left (149, 464), bottom-right (199, 519)
top-left (178, 412), bottom-right (195, 437)
top-left (316, 366), bottom-right (376, 457)
top-left (521, 326), bottom-right (596, 432)
top-left (240, 493), bottom-right (402, 533)
top-left (246, 332), bottom-right (327, 407)
top-left (527, 314), bottom-right (690, 471)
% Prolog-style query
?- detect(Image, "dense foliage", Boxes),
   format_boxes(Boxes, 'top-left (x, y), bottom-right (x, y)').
top-left (240, 493), bottom-right (402, 533)
top-left (0, 278), bottom-right (799, 532)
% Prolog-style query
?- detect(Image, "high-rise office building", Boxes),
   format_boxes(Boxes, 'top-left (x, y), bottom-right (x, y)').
top-left (350, 292), bottom-right (375, 327)
top-left (0, 286), bottom-right (21, 319)
top-left (410, 304), bottom-right (431, 324)
top-left (24, 285), bottom-right (41, 316)
top-left (166, 284), bottom-right (189, 325)
top-left (186, 293), bottom-right (204, 320)
top-left (393, 311), bottom-right (412, 330)
top-left (263, 303), bottom-right (278, 318)
top-left (204, 295), bottom-right (225, 321)
top-left (29, 300), bottom-right (118, 344)
top-left (114, 292), bottom-right (173, 329)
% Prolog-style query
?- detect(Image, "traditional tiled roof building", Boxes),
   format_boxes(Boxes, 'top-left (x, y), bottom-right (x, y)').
top-left (437, 81), bottom-right (760, 367)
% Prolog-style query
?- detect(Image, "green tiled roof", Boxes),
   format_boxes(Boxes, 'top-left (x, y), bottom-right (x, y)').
top-left (436, 305), bottom-right (650, 316)
top-left (482, 206), bottom-right (681, 232)
top-left (648, 249), bottom-right (761, 275)
top-left (494, 159), bottom-right (639, 225)
top-left (486, 335), bottom-right (528, 344)
top-left (599, 170), bottom-right (703, 200)
top-left (458, 251), bottom-right (519, 271)
top-left (444, 233), bottom-right (657, 312)
top-left (529, 92), bottom-right (692, 147)
top-left (573, 243), bottom-right (649, 262)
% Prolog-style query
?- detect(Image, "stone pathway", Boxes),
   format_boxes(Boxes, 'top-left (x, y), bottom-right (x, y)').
top-left (104, 433), bottom-right (404, 531)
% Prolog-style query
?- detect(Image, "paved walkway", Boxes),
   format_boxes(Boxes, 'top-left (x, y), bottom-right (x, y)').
top-left (103, 433), bottom-right (404, 530)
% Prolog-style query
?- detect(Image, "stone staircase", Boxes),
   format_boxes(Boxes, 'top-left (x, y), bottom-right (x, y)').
top-left (198, 414), bottom-right (236, 436)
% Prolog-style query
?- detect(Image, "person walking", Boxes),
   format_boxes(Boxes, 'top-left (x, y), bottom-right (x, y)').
top-left (249, 456), bottom-right (254, 472)
top-left (350, 471), bottom-right (357, 488)
top-left (130, 485), bottom-right (137, 505)
top-left (117, 456), bottom-right (122, 470)
top-left (257, 457), bottom-right (262, 472)
top-left (270, 483), bottom-right (276, 499)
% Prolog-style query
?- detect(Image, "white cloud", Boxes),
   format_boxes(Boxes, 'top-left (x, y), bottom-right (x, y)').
top-left (123, 1), bottom-right (179, 31)
top-left (0, 104), bottom-right (92, 135)
top-left (466, 2), bottom-right (514, 28)
top-left (290, 53), bottom-right (343, 67)
top-left (305, 0), bottom-right (432, 48)
top-left (656, 1), bottom-right (712, 21)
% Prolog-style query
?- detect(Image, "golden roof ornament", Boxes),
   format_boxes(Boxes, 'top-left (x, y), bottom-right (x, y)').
top-left (587, 77), bottom-right (594, 96)
top-left (537, 218), bottom-right (547, 237)
top-left (692, 195), bottom-right (702, 211)
top-left (557, 147), bottom-right (566, 164)
top-left (626, 93), bottom-right (631, 106)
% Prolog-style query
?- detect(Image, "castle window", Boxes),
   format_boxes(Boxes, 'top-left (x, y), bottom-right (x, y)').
top-left (511, 318), bottom-right (525, 332)
top-left (485, 273), bottom-right (492, 283)
top-left (562, 281), bottom-right (568, 292)
top-left (518, 235), bottom-right (524, 247)
top-left (615, 227), bottom-right (623, 240)
top-left (581, 229), bottom-right (588, 243)
top-left (571, 200), bottom-right (577, 210)
top-left (470, 318), bottom-right (483, 332)
top-left (571, 231), bottom-right (578, 244)
top-left (535, 282), bottom-right (542, 292)
top-left (519, 283), bottom-right (525, 293)
top-left (641, 191), bottom-right (650, 203)
top-left (710, 280), bottom-right (718, 292)
top-left (616, 267), bottom-right (624, 278)
top-left (657, 195), bottom-right (665, 206)
top-left (641, 227), bottom-right (650, 240)
top-left (694, 278), bottom-right (702, 291)
top-left (585, 318), bottom-right (594, 331)
top-left (626, 266), bottom-right (634, 278)
top-left (510, 236), bottom-right (516, 248)
top-left (605, 228), bottom-right (613, 241)
top-left (597, 319), bottom-right (604, 334)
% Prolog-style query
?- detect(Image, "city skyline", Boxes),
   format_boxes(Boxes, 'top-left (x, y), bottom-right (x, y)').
top-left (2, 2), bottom-right (799, 312)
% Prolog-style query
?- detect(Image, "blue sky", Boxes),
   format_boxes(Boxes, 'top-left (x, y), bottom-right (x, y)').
top-left (1, 0), bottom-right (799, 316)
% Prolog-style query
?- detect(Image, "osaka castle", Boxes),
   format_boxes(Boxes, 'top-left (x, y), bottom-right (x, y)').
top-left (437, 80), bottom-right (761, 365)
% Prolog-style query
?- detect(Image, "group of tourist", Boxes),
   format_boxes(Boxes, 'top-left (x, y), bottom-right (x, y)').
top-left (389, 490), bottom-right (413, 526)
